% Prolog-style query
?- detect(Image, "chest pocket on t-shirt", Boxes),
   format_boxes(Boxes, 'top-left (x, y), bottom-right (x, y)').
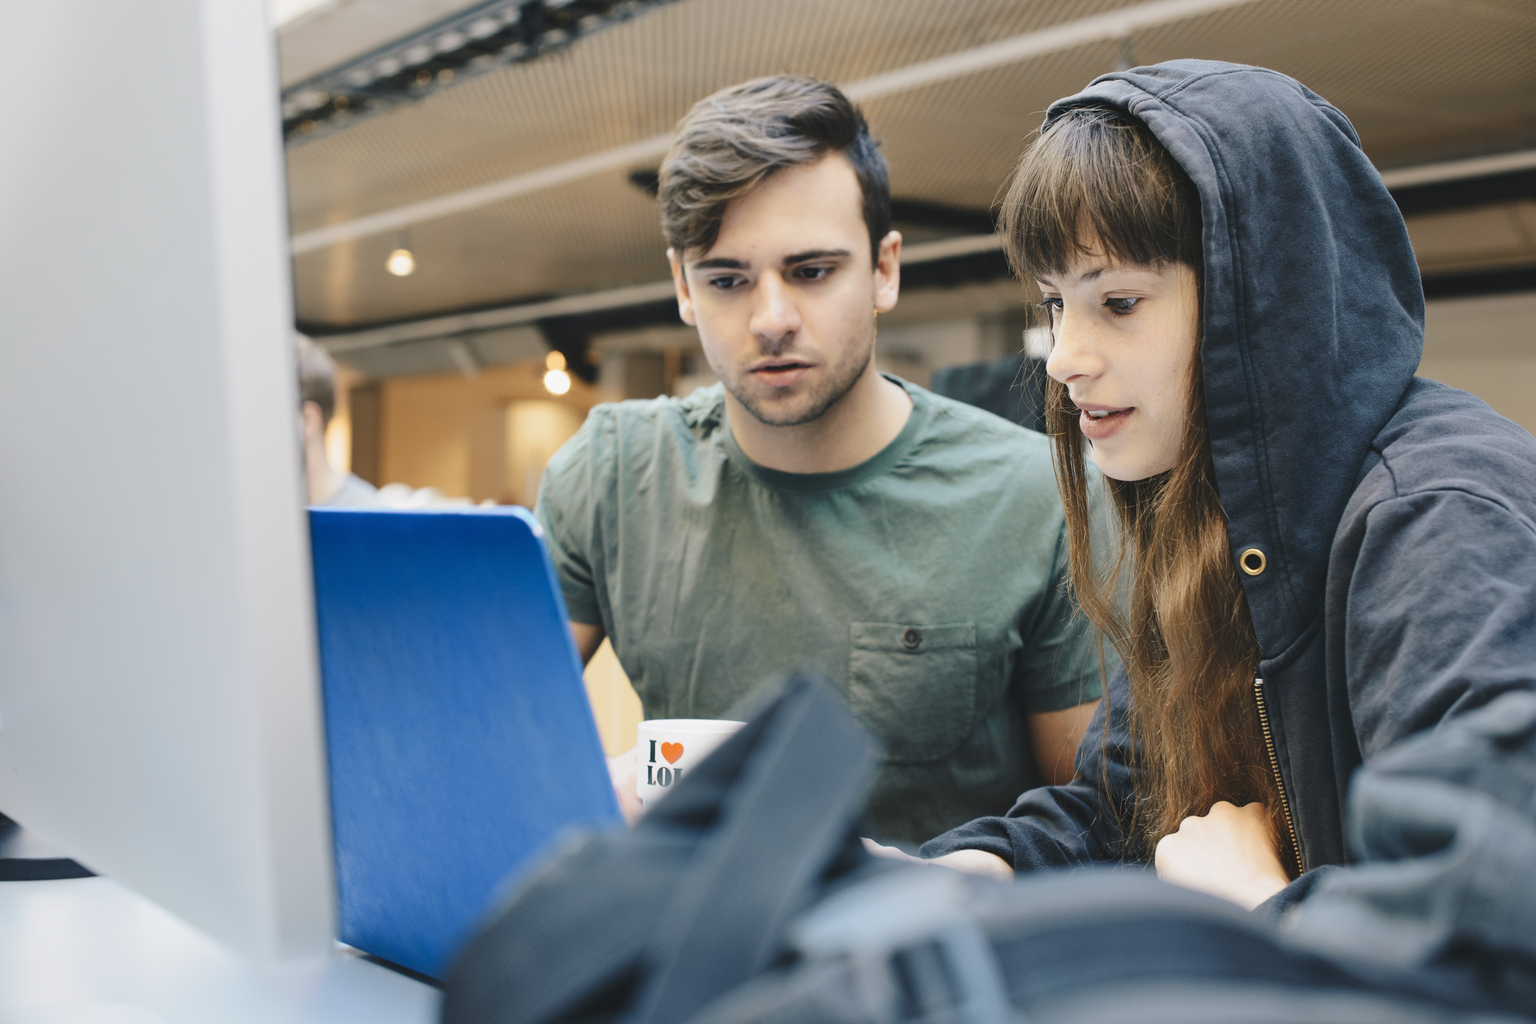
top-left (847, 622), bottom-right (977, 765)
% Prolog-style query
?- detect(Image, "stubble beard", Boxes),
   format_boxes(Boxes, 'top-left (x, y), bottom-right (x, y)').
top-left (722, 329), bottom-right (877, 429)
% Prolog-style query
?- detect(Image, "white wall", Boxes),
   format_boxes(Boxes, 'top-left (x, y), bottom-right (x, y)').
top-left (505, 399), bottom-right (586, 508)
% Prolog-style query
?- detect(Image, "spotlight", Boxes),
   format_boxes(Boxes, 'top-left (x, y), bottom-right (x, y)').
top-left (386, 248), bottom-right (416, 276)
top-left (544, 350), bottom-right (567, 371)
top-left (543, 368), bottom-right (571, 395)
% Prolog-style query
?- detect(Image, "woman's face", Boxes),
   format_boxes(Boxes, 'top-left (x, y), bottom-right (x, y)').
top-left (1039, 255), bottom-right (1201, 482)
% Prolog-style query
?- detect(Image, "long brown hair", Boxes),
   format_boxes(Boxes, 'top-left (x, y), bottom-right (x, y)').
top-left (999, 108), bottom-right (1286, 864)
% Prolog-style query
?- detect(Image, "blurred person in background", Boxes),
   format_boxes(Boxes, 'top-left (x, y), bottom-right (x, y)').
top-left (296, 333), bottom-right (379, 507)
top-left (535, 76), bottom-right (1105, 847)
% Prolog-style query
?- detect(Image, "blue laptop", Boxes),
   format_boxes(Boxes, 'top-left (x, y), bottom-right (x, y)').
top-left (308, 506), bottom-right (621, 979)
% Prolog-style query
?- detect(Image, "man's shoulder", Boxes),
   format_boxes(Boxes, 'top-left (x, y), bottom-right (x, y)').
top-left (582, 383), bottom-right (725, 440)
top-left (907, 381), bottom-right (1054, 476)
top-left (914, 380), bottom-right (1049, 443)
top-left (544, 384), bottom-right (727, 489)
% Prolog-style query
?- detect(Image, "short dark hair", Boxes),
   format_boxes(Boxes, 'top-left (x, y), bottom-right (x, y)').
top-left (658, 75), bottom-right (890, 260)
top-left (295, 333), bottom-right (336, 424)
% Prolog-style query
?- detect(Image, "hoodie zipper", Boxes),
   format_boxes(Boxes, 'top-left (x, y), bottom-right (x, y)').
top-left (1254, 677), bottom-right (1304, 875)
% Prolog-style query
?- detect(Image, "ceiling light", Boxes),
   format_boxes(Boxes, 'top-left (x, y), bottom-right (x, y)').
top-left (545, 350), bottom-right (567, 371)
top-left (543, 368), bottom-right (571, 395)
top-left (386, 248), bottom-right (416, 276)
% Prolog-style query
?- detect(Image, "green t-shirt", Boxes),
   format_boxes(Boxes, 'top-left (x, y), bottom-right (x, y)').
top-left (535, 378), bottom-right (1102, 844)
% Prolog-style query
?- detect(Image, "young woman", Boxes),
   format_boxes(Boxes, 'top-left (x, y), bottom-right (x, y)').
top-left (899, 60), bottom-right (1536, 913)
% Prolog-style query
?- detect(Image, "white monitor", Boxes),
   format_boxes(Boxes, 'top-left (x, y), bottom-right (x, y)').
top-left (0, 0), bottom-right (335, 962)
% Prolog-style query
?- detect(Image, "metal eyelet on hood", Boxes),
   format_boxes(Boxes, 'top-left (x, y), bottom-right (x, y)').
top-left (1240, 548), bottom-right (1267, 576)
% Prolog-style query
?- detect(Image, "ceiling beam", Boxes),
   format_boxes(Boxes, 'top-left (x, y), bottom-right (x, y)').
top-left (314, 148), bottom-right (1536, 356)
top-left (1378, 148), bottom-right (1536, 190)
top-left (315, 232), bottom-right (1004, 352)
top-left (838, 0), bottom-right (1259, 103)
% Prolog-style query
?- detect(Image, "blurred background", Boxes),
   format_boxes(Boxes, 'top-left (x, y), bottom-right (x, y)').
top-left (274, 0), bottom-right (1536, 746)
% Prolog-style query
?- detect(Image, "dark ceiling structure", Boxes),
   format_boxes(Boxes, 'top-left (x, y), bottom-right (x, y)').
top-left (282, 0), bottom-right (1536, 372)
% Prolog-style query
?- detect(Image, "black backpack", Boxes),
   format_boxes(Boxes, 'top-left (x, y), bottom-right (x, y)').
top-left (442, 675), bottom-right (1536, 1024)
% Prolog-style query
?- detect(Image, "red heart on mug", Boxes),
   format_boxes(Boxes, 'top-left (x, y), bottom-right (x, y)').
top-left (660, 742), bottom-right (684, 764)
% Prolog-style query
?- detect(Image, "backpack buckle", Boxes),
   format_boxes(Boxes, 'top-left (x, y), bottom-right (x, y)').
top-left (791, 868), bottom-right (1017, 1024)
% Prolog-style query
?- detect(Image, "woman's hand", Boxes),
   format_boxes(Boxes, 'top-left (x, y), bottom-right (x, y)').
top-left (861, 838), bottom-right (1014, 882)
top-left (1154, 800), bottom-right (1289, 910)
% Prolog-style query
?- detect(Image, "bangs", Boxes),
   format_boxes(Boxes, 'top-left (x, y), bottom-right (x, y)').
top-left (998, 107), bottom-right (1202, 282)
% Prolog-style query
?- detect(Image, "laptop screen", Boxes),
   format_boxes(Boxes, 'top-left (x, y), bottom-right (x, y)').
top-left (310, 506), bottom-right (620, 978)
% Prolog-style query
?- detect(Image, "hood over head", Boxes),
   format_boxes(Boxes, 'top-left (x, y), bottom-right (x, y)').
top-left (1044, 60), bottom-right (1424, 660)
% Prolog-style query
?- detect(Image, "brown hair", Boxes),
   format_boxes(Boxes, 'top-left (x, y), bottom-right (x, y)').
top-left (295, 333), bottom-right (336, 424)
top-left (658, 76), bottom-right (890, 260)
top-left (999, 108), bottom-right (1289, 868)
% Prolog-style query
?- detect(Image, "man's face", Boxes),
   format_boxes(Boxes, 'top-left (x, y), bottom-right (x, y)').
top-left (669, 154), bottom-right (899, 427)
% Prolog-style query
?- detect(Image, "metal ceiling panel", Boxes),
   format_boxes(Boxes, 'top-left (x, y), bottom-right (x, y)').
top-left (286, 0), bottom-right (1536, 332)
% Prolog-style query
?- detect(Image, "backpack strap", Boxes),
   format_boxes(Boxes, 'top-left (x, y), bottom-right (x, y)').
top-left (631, 676), bottom-right (878, 1024)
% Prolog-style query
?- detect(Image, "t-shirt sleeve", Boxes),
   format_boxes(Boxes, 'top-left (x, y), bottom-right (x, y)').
top-left (1015, 520), bottom-right (1108, 713)
top-left (533, 414), bottom-right (604, 627)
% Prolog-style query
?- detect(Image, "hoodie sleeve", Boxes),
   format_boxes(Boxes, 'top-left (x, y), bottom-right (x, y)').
top-left (1343, 486), bottom-right (1536, 761)
top-left (919, 664), bottom-right (1139, 871)
top-left (1253, 477), bottom-right (1536, 907)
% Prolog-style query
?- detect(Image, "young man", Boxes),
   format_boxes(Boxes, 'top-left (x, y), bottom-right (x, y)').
top-left (535, 76), bottom-right (1102, 845)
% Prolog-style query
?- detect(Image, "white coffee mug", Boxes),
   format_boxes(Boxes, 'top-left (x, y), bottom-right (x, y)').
top-left (636, 718), bottom-right (745, 808)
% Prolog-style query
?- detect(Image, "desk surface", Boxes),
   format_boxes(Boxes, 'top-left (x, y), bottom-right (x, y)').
top-left (0, 877), bottom-right (439, 1023)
